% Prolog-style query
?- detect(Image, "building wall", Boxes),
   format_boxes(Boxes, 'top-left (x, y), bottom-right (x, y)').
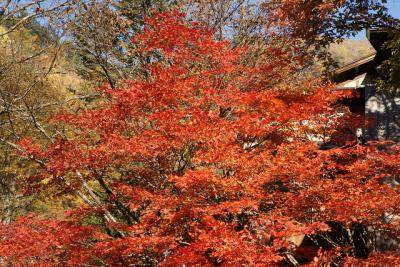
top-left (365, 85), bottom-right (400, 142)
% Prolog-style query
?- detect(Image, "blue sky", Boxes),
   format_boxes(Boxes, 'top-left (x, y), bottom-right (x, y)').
top-left (387, 0), bottom-right (400, 17)
top-left (353, 0), bottom-right (400, 39)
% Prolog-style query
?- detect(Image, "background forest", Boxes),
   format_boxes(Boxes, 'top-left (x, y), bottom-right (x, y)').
top-left (0, 0), bottom-right (399, 266)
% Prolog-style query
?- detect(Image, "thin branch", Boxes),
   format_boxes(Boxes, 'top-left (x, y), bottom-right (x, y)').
top-left (0, 0), bottom-right (71, 37)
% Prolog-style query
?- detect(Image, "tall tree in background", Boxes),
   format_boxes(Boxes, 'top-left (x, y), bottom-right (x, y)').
top-left (0, 11), bottom-right (398, 266)
top-left (376, 29), bottom-right (400, 96)
top-left (0, 0), bottom-right (92, 223)
top-left (66, 0), bottom-right (177, 87)
top-left (65, 0), bottom-right (129, 89)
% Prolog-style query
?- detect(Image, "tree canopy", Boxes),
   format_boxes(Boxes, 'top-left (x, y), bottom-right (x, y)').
top-left (1, 0), bottom-right (400, 266)
top-left (0, 9), bottom-right (399, 266)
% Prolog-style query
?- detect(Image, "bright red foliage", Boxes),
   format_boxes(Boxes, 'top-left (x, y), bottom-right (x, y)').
top-left (1, 11), bottom-right (399, 266)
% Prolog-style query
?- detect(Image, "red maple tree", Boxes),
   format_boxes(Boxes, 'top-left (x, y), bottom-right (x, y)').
top-left (0, 10), bottom-right (399, 266)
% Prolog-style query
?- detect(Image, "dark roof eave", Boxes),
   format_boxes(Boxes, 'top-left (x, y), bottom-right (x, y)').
top-left (333, 85), bottom-right (365, 90)
top-left (334, 53), bottom-right (376, 75)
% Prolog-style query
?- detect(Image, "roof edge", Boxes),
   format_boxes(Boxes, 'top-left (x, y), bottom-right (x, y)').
top-left (334, 53), bottom-right (376, 75)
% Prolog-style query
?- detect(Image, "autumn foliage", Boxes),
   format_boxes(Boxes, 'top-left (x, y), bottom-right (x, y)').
top-left (0, 11), bottom-right (399, 266)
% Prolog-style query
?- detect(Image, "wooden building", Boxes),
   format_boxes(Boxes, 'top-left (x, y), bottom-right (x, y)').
top-left (332, 29), bottom-right (400, 142)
